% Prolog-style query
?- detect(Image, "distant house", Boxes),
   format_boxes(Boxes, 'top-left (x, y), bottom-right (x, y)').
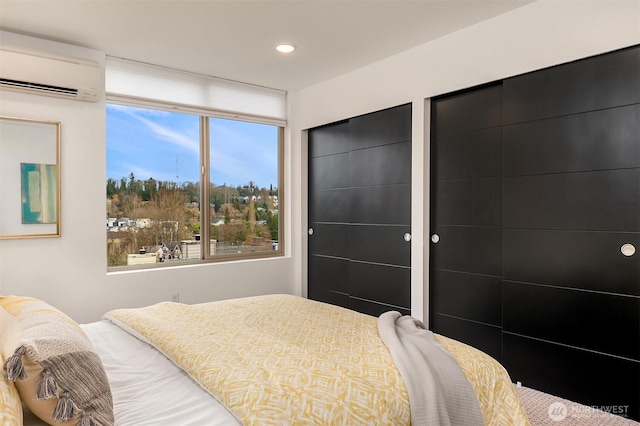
top-left (136, 218), bottom-right (151, 228)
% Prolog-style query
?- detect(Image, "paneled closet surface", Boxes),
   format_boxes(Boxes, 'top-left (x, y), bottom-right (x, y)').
top-left (430, 45), bottom-right (639, 421)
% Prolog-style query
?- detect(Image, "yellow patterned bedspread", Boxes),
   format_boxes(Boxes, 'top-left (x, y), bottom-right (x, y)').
top-left (105, 294), bottom-right (528, 425)
top-left (435, 335), bottom-right (529, 425)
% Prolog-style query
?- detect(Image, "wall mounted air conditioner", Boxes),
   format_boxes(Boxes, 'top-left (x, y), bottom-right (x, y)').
top-left (0, 47), bottom-right (102, 102)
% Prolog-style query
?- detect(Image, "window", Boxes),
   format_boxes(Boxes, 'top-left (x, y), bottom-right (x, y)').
top-left (106, 103), bottom-right (283, 269)
top-left (208, 117), bottom-right (280, 256)
top-left (104, 57), bottom-right (286, 270)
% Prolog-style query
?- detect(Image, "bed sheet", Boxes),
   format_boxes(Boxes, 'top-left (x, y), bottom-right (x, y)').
top-left (83, 320), bottom-right (240, 426)
top-left (20, 321), bottom-right (241, 426)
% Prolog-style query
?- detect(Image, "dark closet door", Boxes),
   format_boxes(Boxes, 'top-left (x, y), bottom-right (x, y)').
top-left (429, 84), bottom-right (504, 361)
top-left (500, 46), bottom-right (640, 420)
top-left (430, 46), bottom-right (640, 421)
top-left (308, 104), bottom-right (412, 317)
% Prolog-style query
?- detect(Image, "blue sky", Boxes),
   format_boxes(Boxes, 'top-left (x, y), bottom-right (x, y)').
top-left (106, 104), bottom-right (278, 189)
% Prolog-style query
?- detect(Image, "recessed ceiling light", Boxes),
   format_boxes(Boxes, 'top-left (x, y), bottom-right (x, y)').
top-left (275, 44), bottom-right (296, 54)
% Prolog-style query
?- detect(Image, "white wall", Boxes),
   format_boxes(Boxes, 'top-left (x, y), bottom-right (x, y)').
top-left (290, 0), bottom-right (640, 323)
top-left (0, 32), bottom-right (297, 323)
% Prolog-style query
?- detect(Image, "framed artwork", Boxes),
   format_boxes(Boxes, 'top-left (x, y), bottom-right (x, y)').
top-left (0, 116), bottom-right (61, 239)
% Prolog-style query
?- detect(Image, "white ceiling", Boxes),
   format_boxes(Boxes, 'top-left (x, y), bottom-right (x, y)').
top-left (0, 1), bottom-right (535, 92)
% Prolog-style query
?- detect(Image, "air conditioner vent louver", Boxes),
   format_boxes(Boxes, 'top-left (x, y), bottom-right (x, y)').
top-left (0, 48), bottom-right (102, 102)
top-left (0, 78), bottom-right (78, 96)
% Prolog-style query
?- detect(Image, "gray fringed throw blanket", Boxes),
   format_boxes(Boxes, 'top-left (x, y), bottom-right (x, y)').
top-left (378, 311), bottom-right (484, 426)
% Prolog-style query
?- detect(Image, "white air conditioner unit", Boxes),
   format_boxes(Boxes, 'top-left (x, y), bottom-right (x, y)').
top-left (0, 47), bottom-right (102, 102)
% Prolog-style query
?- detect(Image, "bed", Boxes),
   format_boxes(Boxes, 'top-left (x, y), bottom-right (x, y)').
top-left (1, 294), bottom-right (529, 426)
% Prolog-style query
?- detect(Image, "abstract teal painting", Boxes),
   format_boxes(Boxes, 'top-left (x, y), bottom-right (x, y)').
top-left (21, 163), bottom-right (58, 224)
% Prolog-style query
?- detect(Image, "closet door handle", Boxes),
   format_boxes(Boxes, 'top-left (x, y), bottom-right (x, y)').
top-left (621, 243), bottom-right (635, 256)
top-left (308, 228), bottom-right (314, 236)
top-left (431, 234), bottom-right (440, 244)
top-left (404, 233), bottom-right (412, 242)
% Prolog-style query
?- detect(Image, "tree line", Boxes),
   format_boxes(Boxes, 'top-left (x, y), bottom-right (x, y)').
top-left (107, 173), bottom-right (278, 267)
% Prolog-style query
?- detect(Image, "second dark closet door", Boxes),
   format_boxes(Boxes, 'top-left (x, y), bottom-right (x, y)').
top-left (308, 104), bottom-right (412, 316)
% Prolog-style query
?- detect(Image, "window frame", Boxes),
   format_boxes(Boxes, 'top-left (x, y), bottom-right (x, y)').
top-left (106, 98), bottom-right (285, 272)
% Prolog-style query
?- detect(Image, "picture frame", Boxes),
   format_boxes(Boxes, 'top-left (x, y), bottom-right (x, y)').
top-left (0, 116), bottom-right (61, 239)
